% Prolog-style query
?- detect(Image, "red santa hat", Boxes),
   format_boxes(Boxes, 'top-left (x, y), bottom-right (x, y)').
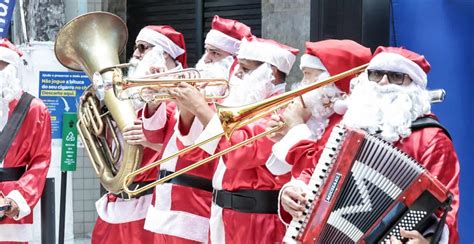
top-left (302, 39), bottom-right (372, 93)
top-left (237, 36), bottom-right (299, 75)
top-left (204, 15), bottom-right (252, 55)
top-left (0, 38), bottom-right (23, 68)
top-left (369, 46), bottom-right (430, 88)
top-left (136, 25), bottom-right (188, 68)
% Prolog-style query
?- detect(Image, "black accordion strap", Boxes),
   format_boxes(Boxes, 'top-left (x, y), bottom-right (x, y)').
top-left (411, 116), bottom-right (452, 140)
top-left (430, 195), bottom-right (453, 244)
top-left (0, 92), bottom-right (34, 162)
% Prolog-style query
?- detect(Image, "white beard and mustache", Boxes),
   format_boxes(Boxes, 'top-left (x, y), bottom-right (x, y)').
top-left (195, 55), bottom-right (235, 97)
top-left (126, 47), bottom-right (167, 111)
top-left (0, 64), bottom-right (22, 130)
top-left (292, 72), bottom-right (343, 139)
top-left (221, 63), bottom-right (276, 107)
top-left (342, 73), bottom-right (431, 143)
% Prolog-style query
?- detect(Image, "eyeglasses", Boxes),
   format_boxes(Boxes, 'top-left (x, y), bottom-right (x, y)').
top-left (134, 43), bottom-right (154, 54)
top-left (367, 69), bottom-right (411, 85)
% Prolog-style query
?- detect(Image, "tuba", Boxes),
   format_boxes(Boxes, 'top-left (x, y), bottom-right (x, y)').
top-left (55, 12), bottom-right (142, 193)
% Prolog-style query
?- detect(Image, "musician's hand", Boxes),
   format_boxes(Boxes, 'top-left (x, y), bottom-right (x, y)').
top-left (281, 185), bottom-right (307, 218)
top-left (0, 197), bottom-right (19, 219)
top-left (266, 114), bottom-right (288, 142)
top-left (283, 99), bottom-right (312, 129)
top-left (79, 90), bottom-right (93, 104)
top-left (148, 66), bottom-right (165, 75)
top-left (387, 229), bottom-right (429, 244)
top-left (169, 82), bottom-right (214, 126)
top-left (123, 120), bottom-right (159, 150)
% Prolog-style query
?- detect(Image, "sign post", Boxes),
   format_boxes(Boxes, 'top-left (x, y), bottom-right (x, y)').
top-left (59, 112), bottom-right (78, 244)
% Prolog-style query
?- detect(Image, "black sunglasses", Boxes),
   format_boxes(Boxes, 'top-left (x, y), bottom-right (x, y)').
top-left (367, 69), bottom-right (411, 85)
top-left (134, 43), bottom-right (154, 53)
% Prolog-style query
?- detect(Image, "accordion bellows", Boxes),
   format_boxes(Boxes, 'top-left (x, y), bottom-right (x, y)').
top-left (283, 125), bottom-right (450, 244)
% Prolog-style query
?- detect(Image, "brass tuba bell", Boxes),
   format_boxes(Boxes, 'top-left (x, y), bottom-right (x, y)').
top-left (55, 11), bottom-right (143, 193)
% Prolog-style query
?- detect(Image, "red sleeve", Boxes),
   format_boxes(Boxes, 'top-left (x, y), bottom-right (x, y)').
top-left (142, 102), bottom-right (176, 144)
top-left (419, 131), bottom-right (460, 244)
top-left (220, 120), bottom-right (275, 170)
top-left (11, 102), bottom-right (52, 213)
top-left (286, 139), bottom-right (325, 179)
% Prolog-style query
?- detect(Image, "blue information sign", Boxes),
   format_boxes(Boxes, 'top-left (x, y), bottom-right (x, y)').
top-left (0, 0), bottom-right (16, 38)
top-left (38, 71), bottom-right (90, 139)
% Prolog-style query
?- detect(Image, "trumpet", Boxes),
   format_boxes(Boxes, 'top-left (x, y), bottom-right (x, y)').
top-left (122, 63), bottom-right (370, 196)
top-left (111, 67), bottom-right (229, 103)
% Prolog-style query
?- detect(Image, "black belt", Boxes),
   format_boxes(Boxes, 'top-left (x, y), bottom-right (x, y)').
top-left (113, 181), bottom-right (155, 199)
top-left (212, 189), bottom-right (280, 214)
top-left (0, 166), bottom-right (26, 182)
top-left (159, 170), bottom-right (213, 192)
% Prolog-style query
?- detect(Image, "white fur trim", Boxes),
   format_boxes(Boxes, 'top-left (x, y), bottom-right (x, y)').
top-left (0, 46), bottom-right (20, 67)
top-left (141, 102), bottom-right (167, 130)
top-left (160, 133), bottom-right (179, 171)
top-left (194, 114), bottom-right (224, 155)
top-left (95, 193), bottom-right (152, 224)
top-left (0, 223), bottom-right (33, 241)
top-left (265, 153), bottom-right (292, 176)
top-left (6, 190), bottom-right (31, 220)
top-left (145, 183), bottom-right (210, 243)
top-left (299, 54), bottom-right (327, 71)
top-left (272, 124), bottom-right (313, 164)
top-left (209, 203), bottom-right (226, 243)
top-left (176, 116), bottom-right (204, 146)
top-left (368, 52), bottom-right (427, 88)
top-left (136, 28), bottom-right (185, 59)
top-left (212, 158), bottom-right (226, 189)
top-left (205, 29), bottom-right (241, 55)
top-left (277, 179), bottom-right (307, 225)
top-left (238, 38), bottom-right (296, 74)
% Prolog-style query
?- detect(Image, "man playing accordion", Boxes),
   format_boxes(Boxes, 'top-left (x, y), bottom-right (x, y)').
top-left (279, 47), bottom-right (460, 243)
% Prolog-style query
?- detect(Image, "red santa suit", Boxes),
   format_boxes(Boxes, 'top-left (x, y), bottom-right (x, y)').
top-left (0, 39), bottom-right (52, 244)
top-left (140, 101), bottom-right (214, 244)
top-left (268, 40), bottom-right (371, 178)
top-left (0, 95), bottom-right (52, 243)
top-left (176, 37), bottom-right (300, 243)
top-left (91, 25), bottom-right (188, 244)
top-left (281, 47), bottom-right (460, 244)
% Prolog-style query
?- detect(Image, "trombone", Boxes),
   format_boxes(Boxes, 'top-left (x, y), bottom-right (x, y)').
top-left (110, 67), bottom-right (229, 103)
top-left (122, 63), bottom-right (370, 196)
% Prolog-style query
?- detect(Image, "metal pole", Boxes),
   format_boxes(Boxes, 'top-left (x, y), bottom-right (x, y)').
top-left (195, 0), bottom-right (204, 63)
top-left (58, 171), bottom-right (67, 244)
top-left (41, 177), bottom-right (56, 244)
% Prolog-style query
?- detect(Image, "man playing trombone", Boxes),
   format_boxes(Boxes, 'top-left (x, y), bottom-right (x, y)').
top-left (169, 36), bottom-right (299, 243)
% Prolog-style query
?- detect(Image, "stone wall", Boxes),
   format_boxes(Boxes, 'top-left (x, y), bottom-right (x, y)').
top-left (262, 0), bottom-right (311, 87)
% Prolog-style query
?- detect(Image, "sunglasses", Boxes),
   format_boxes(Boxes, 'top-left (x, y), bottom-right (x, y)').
top-left (134, 43), bottom-right (154, 53)
top-left (367, 69), bottom-right (411, 85)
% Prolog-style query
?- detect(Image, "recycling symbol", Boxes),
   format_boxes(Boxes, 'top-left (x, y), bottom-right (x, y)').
top-left (66, 131), bottom-right (76, 142)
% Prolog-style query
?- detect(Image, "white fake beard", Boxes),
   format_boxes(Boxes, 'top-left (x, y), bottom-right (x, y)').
top-left (126, 47), bottom-right (167, 111)
top-left (221, 63), bottom-right (276, 107)
top-left (0, 65), bottom-right (22, 130)
top-left (195, 55), bottom-right (235, 96)
top-left (293, 72), bottom-right (342, 139)
top-left (342, 74), bottom-right (431, 142)
top-left (128, 46), bottom-right (167, 79)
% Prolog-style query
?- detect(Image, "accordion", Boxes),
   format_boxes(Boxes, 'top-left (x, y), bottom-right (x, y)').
top-left (283, 125), bottom-right (451, 243)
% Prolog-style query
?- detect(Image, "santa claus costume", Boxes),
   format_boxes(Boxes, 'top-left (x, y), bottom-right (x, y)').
top-left (0, 39), bottom-right (52, 243)
top-left (268, 39), bottom-right (372, 178)
top-left (282, 47), bottom-right (460, 244)
top-left (196, 15), bottom-right (252, 82)
top-left (91, 26), bottom-right (187, 244)
top-left (176, 37), bottom-right (300, 243)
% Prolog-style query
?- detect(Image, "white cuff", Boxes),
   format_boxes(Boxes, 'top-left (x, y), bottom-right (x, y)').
top-left (176, 116), bottom-right (204, 146)
top-left (142, 103), bottom-right (167, 130)
top-left (272, 124), bottom-right (313, 163)
top-left (194, 114), bottom-right (224, 155)
top-left (6, 190), bottom-right (31, 220)
top-left (277, 179), bottom-right (308, 225)
top-left (265, 153), bottom-right (292, 175)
